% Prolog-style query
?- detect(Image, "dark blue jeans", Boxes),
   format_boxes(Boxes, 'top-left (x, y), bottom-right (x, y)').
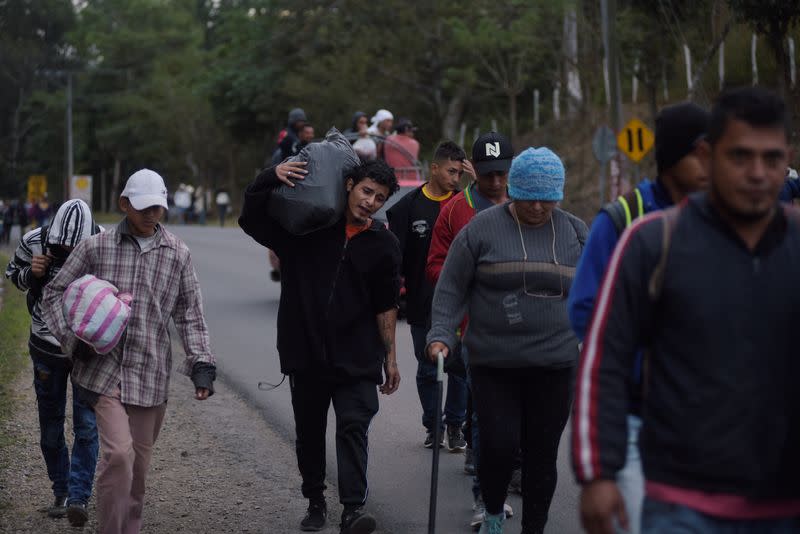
top-left (642, 498), bottom-right (800, 533)
top-left (31, 350), bottom-right (99, 505)
top-left (410, 325), bottom-right (468, 431)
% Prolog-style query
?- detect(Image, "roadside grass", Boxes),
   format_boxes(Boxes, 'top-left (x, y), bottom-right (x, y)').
top-left (0, 253), bottom-right (29, 448)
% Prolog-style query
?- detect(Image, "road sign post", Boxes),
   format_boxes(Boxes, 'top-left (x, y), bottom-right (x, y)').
top-left (592, 126), bottom-right (617, 206)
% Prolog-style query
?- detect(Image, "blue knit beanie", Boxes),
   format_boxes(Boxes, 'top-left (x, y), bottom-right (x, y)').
top-left (508, 147), bottom-right (565, 202)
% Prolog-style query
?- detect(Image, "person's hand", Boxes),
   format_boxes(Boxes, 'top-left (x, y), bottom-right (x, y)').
top-left (380, 359), bottom-right (400, 395)
top-left (462, 159), bottom-right (477, 180)
top-left (195, 387), bottom-right (210, 401)
top-left (580, 480), bottom-right (628, 534)
top-left (275, 161), bottom-right (308, 187)
top-left (30, 254), bottom-right (51, 278)
top-left (427, 342), bottom-right (449, 363)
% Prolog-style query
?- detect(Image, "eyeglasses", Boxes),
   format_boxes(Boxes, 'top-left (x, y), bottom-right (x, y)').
top-left (513, 209), bottom-right (565, 299)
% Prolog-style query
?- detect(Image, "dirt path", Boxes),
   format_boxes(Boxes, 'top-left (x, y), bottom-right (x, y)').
top-left (0, 354), bottom-right (351, 533)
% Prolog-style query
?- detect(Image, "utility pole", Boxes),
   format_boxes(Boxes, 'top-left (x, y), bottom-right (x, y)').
top-left (601, 0), bottom-right (624, 198)
top-left (66, 72), bottom-right (74, 202)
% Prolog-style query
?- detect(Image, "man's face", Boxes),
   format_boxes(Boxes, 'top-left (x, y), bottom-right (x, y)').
top-left (514, 200), bottom-right (557, 227)
top-left (300, 126), bottom-right (315, 143)
top-left (665, 145), bottom-right (710, 196)
top-left (476, 169), bottom-right (509, 201)
top-left (710, 118), bottom-right (790, 222)
top-left (379, 119), bottom-right (393, 133)
top-left (430, 159), bottom-right (463, 192)
top-left (119, 197), bottom-right (165, 237)
top-left (346, 177), bottom-right (390, 224)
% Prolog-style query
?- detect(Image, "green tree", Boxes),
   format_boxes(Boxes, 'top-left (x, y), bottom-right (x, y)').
top-left (728, 0), bottom-right (800, 98)
top-left (0, 0), bottom-right (75, 197)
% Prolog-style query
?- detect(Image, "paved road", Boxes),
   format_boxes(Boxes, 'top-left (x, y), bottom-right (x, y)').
top-left (169, 224), bottom-right (582, 534)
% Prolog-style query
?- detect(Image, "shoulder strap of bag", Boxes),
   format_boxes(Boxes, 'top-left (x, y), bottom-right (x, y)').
top-left (601, 187), bottom-right (645, 236)
top-left (647, 205), bottom-right (682, 301)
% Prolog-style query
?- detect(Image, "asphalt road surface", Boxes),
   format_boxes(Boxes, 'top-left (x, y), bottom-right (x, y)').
top-left (169, 224), bottom-right (582, 534)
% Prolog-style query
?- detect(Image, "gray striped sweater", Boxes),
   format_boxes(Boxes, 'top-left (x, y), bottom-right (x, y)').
top-left (427, 203), bottom-right (587, 368)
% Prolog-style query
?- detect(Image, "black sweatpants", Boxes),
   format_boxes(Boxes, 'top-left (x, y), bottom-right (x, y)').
top-left (470, 365), bottom-right (573, 534)
top-left (290, 373), bottom-right (379, 507)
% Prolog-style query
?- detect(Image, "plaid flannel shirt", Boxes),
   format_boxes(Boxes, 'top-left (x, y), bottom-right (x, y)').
top-left (41, 219), bottom-right (215, 407)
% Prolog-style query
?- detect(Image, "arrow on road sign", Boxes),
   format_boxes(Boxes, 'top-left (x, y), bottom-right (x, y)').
top-left (617, 118), bottom-right (654, 163)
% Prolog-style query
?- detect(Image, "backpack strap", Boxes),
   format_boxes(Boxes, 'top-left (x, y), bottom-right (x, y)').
top-left (647, 204), bottom-right (682, 301)
top-left (601, 188), bottom-right (645, 235)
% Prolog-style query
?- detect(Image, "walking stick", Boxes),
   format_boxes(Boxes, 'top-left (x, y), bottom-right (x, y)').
top-left (427, 351), bottom-right (445, 534)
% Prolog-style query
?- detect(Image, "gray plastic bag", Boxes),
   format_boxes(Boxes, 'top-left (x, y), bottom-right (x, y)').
top-left (268, 127), bottom-right (360, 235)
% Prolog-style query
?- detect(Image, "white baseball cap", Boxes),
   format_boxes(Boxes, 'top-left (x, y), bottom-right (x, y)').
top-left (121, 169), bottom-right (168, 210)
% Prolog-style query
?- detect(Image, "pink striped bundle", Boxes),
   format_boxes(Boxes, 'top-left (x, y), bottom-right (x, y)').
top-left (63, 274), bottom-right (133, 355)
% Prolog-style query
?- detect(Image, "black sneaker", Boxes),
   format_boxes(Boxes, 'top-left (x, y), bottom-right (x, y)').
top-left (300, 499), bottom-right (327, 531)
top-left (340, 507), bottom-right (376, 534)
top-left (423, 430), bottom-right (444, 449)
top-left (508, 467), bottom-right (522, 494)
top-left (46, 496), bottom-right (68, 518)
top-left (67, 501), bottom-right (89, 527)
top-left (446, 425), bottom-right (467, 452)
top-left (464, 448), bottom-right (475, 475)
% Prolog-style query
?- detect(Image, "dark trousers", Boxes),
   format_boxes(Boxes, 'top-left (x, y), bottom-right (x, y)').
top-left (30, 345), bottom-right (99, 505)
top-left (410, 325), bottom-right (468, 431)
top-left (471, 365), bottom-right (573, 534)
top-left (290, 373), bottom-right (379, 507)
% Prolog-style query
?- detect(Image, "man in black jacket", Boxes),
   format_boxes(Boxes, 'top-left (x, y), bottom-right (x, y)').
top-left (387, 140), bottom-right (470, 451)
top-left (574, 87), bottom-right (800, 534)
top-left (239, 159), bottom-right (401, 534)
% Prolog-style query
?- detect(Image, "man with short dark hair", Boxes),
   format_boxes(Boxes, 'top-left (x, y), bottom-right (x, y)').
top-left (239, 158), bottom-right (402, 534)
top-left (387, 140), bottom-right (469, 451)
top-left (574, 87), bottom-right (800, 534)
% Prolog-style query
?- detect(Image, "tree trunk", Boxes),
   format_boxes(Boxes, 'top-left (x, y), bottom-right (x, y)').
top-left (10, 87), bottom-right (25, 186)
top-left (767, 29), bottom-right (789, 100)
top-left (441, 87), bottom-right (469, 141)
top-left (110, 158), bottom-right (121, 212)
top-left (508, 91), bottom-right (518, 141)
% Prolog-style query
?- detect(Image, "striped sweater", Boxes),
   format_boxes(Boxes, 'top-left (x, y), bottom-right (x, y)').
top-left (5, 199), bottom-right (98, 355)
top-left (427, 202), bottom-right (587, 368)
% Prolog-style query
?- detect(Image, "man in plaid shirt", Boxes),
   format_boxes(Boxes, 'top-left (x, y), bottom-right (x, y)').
top-left (42, 169), bottom-right (216, 534)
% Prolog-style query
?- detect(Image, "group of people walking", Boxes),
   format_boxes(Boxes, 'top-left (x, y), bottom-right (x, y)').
top-left (6, 85), bottom-right (800, 534)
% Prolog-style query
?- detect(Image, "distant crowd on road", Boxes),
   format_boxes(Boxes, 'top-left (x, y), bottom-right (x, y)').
top-left (269, 107), bottom-right (423, 183)
top-left (6, 85), bottom-right (800, 534)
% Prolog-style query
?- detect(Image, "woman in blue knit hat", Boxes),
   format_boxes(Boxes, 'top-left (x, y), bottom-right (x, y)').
top-left (427, 147), bottom-right (588, 534)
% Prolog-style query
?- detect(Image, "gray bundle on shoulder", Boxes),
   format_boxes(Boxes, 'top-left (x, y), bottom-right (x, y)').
top-left (269, 127), bottom-right (360, 235)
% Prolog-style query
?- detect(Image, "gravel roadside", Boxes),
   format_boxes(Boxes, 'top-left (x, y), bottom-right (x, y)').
top-left (0, 351), bottom-right (354, 534)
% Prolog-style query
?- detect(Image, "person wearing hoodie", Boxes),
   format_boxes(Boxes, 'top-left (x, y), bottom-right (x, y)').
top-left (271, 108), bottom-right (308, 165)
top-left (5, 199), bottom-right (101, 527)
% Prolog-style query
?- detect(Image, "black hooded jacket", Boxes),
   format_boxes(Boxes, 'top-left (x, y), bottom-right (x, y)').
top-left (239, 167), bottom-right (401, 382)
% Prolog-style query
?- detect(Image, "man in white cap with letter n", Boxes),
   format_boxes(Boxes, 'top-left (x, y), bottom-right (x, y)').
top-left (42, 169), bottom-right (217, 534)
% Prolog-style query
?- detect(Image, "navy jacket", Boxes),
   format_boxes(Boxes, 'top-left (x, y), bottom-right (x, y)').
top-left (573, 193), bottom-right (800, 498)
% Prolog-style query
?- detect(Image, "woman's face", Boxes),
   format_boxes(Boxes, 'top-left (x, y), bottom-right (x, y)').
top-left (357, 116), bottom-right (368, 130)
top-left (513, 200), bottom-right (557, 227)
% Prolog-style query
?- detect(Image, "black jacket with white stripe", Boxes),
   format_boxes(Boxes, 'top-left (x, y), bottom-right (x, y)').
top-left (573, 193), bottom-right (800, 499)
